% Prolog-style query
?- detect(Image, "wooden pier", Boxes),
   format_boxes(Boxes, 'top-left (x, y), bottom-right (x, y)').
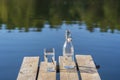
top-left (17, 55), bottom-right (101, 80)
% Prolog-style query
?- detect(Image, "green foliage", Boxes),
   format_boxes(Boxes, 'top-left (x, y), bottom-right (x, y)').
top-left (0, 0), bottom-right (120, 32)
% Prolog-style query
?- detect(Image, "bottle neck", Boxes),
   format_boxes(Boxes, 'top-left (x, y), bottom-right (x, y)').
top-left (65, 30), bottom-right (71, 40)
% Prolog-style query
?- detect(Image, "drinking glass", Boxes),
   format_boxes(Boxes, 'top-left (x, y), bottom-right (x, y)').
top-left (44, 48), bottom-right (55, 72)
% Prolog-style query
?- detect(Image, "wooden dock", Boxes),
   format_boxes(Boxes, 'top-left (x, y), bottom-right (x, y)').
top-left (37, 61), bottom-right (56, 80)
top-left (17, 57), bottom-right (39, 80)
top-left (17, 55), bottom-right (101, 80)
top-left (59, 56), bottom-right (79, 80)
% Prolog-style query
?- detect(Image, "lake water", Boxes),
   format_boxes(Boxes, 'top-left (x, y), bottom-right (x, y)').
top-left (0, 23), bottom-right (120, 80)
top-left (0, 0), bottom-right (120, 80)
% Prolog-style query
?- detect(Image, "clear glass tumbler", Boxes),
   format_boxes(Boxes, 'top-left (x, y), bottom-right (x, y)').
top-left (44, 48), bottom-right (55, 72)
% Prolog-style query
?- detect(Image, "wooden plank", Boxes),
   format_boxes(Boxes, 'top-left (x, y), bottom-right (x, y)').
top-left (37, 61), bottom-right (56, 80)
top-left (59, 56), bottom-right (79, 80)
top-left (76, 55), bottom-right (101, 80)
top-left (17, 57), bottom-right (39, 80)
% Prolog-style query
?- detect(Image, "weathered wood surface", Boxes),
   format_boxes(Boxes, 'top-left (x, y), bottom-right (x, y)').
top-left (59, 56), bottom-right (79, 80)
top-left (76, 55), bottom-right (101, 80)
top-left (37, 62), bottom-right (56, 80)
top-left (17, 55), bottom-right (101, 80)
top-left (17, 57), bottom-right (39, 80)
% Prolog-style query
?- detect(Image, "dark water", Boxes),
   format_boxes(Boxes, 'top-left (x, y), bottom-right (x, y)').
top-left (0, 0), bottom-right (120, 80)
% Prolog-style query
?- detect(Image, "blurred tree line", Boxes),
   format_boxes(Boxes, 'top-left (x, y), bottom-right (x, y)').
top-left (0, 0), bottom-right (120, 32)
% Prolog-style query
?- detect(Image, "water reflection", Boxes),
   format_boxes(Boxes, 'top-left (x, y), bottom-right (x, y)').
top-left (1, 22), bottom-right (120, 34)
top-left (0, 0), bottom-right (120, 32)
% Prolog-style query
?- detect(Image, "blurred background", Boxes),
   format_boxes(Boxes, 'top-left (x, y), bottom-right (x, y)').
top-left (0, 0), bottom-right (120, 80)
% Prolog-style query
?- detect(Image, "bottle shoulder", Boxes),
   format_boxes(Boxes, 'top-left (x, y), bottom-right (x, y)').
top-left (63, 40), bottom-right (74, 48)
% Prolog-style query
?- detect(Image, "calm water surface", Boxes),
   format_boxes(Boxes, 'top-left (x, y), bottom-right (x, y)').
top-left (0, 0), bottom-right (120, 80)
top-left (0, 23), bottom-right (120, 80)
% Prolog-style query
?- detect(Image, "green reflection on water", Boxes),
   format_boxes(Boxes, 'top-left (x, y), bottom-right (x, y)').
top-left (0, 0), bottom-right (120, 32)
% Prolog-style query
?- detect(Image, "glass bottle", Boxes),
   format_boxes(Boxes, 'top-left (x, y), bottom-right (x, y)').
top-left (63, 30), bottom-right (74, 69)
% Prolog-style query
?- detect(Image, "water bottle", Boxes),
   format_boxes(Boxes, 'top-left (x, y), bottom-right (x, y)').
top-left (63, 30), bottom-right (74, 69)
